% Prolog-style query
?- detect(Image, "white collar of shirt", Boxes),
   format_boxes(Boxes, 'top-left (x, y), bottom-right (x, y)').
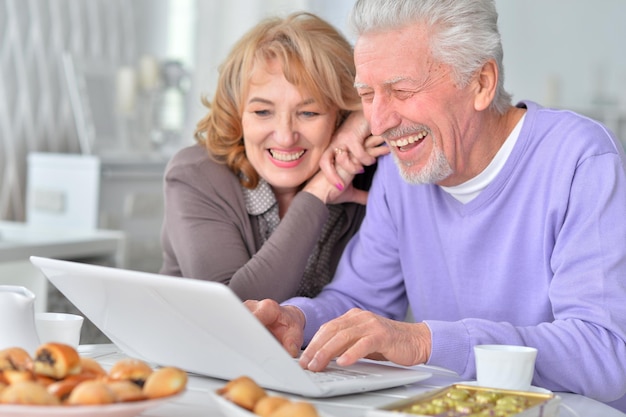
top-left (440, 113), bottom-right (526, 203)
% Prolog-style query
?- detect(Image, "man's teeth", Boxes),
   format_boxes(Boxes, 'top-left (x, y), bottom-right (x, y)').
top-left (389, 131), bottom-right (427, 147)
top-left (270, 150), bottom-right (305, 161)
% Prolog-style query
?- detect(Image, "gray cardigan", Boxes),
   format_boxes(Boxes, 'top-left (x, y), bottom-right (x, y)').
top-left (159, 144), bottom-right (373, 302)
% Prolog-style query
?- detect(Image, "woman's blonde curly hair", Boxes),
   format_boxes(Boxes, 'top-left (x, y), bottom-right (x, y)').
top-left (194, 12), bottom-right (361, 189)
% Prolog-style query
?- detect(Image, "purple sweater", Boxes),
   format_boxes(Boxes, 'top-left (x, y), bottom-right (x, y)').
top-left (286, 101), bottom-right (626, 405)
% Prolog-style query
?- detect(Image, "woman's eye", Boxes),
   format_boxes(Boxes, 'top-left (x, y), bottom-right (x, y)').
top-left (253, 110), bottom-right (271, 117)
top-left (299, 111), bottom-right (319, 118)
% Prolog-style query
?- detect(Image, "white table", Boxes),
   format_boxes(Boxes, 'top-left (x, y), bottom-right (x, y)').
top-left (0, 221), bottom-right (125, 312)
top-left (0, 221), bottom-right (125, 264)
top-left (79, 344), bottom-right (625, 417)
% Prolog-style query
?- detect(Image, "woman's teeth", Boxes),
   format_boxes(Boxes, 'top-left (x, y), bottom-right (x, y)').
top-left (389, 131), bottom-right (427, 148)
top-left (269, 149), bottom-right (305, 162)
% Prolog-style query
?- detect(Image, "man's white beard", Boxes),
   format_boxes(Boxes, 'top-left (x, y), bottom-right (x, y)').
top-left (392, 145), bottom-right (453, 185)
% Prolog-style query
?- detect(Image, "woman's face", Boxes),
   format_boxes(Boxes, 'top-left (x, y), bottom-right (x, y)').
top-left (241, 59), bottom-right (339, 194)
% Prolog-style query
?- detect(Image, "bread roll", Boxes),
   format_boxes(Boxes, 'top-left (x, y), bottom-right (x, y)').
top-left (106, 380), bottom-right (148, 402)
top-left (0, 380), bottom-right (60, 405)
top-left (254, 395), bottom-right (291, 417)
top-left (2, 369), bottom-right (34, 385)
top-left (108, 358), bottom-right (153, 387)
top-left (217, 376), bottom-right (267, 411)
top-left (33, 374), bottom-right (56, 387)
top-left (33, 343), bottom-right (80, 379)
top-left (143, 366), bottom-right (187, 399)
top-left (47, 373), bottom-right (97, 402)
top-left (0, 347), bottom-right (33, 372)
top-left (268, 400), bottom-right (320, 417)
top-left (67, 380), bottom-right (116, 405)
top-left (79, 357), bottom-right (107, 377)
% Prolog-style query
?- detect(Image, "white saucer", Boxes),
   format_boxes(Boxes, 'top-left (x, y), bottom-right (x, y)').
top-left (458, 381), bottom-right (552, 394)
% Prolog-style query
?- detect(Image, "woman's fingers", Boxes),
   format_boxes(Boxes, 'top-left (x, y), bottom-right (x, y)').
top-left (333, 146), bottom-right (362, 175)
top-left (320, 147), bottom-right (344, 190)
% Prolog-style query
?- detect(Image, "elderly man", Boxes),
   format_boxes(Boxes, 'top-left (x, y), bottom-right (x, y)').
top-left (247, 0), bottom-right (626, 410)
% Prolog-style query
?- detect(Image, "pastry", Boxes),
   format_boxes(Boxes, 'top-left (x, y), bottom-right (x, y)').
top-left (66, 380), bottom-right (116, 405)
top-left (2, 369), bottom-right (34, 385)
top-left (142, 366), bottom-right (188, 399)
top-left (108, 358), bottom-right (153, 387)
top-left (217, 375), bottom-right (267, 411)
top-left (253, 395), bottom-right (291, 417)
top-left (79, 357), bottom-right (107, 377)
top-left (0, 380), bottom-right (60, 405)
top-left (33, 342), bottom-right (81, 379)
top-left (33, 374), bottom-right (56, 387)
top-left (268, 400), bottom-right (320, 417)
top-left (0, 346), bottom-right (188, 407)
top-left (106, 380), bottom-right (148, 402)
top-left (0, 347), bottom-right (33, 372)
top-left (47, 373), bottom-right (97, 402)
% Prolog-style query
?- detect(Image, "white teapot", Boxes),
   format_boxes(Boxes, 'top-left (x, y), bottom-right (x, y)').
top-left (0, 285), bottom-right (40, 354)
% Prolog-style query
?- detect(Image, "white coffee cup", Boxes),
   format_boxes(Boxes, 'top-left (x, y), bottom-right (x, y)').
top-left (474, 344), bottom-right (538, 391)
top-left (35, 312), bottom-right (84, 348)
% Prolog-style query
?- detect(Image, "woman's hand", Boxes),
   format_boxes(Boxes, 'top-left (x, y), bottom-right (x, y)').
top-left (304, 157), bottom-right (367, 205)
top-left (320, 110), bottom-right (389, 190)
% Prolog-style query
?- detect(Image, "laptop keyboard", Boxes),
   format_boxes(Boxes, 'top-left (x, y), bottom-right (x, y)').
top-left (304, 366), bottom-right (374, 383)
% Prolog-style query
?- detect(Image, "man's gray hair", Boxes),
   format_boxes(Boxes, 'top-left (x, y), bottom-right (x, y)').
top-left (350, 0), bottom-right (512, 114)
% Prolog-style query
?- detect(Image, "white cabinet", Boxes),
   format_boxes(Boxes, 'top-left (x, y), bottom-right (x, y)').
top-left (98, 156), bottom-right (168, 273)
top-left (28, 153), bottom-right (168, 274)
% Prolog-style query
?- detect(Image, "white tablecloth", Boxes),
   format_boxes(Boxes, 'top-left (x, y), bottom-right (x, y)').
top-left (79, 344), bottom-right (625, 417)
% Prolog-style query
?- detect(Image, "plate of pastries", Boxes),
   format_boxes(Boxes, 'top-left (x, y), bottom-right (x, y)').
top-left (211, 375), bottom-right (334, 417)
top-left (0, 342), bottom-right (187, 417)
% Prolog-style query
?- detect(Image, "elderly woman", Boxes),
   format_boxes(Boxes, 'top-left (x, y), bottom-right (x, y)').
top-left (159, 12), bottom-right (385, 302)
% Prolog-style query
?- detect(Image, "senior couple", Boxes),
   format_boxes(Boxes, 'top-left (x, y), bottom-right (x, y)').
top-left (160, 0), bottom-right (626, 411)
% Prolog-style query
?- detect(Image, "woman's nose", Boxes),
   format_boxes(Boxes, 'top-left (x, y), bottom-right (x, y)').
top-left (274, 116), bottom-right (298, 146)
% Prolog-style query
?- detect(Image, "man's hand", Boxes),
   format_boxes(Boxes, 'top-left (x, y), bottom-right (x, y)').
top-left (298, 308), bottom-right (432, 371)
top-left (244, 299), bottom-right (306, 358)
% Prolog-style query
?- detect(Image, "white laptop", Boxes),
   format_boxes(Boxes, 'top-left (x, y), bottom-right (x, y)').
top-left (30, 256), bottom-right (431, 398)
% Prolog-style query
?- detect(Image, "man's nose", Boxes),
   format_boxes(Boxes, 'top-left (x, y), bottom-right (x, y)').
top-left (367, 95), bottom-right (400, 137)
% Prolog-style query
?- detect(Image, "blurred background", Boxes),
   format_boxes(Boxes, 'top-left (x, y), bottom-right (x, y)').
top-left (1, 0), bottom-right (625, 275)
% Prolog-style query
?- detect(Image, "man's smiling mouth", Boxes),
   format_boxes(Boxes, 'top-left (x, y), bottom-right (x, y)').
top-left (388, 130), bottom-right (428, 152)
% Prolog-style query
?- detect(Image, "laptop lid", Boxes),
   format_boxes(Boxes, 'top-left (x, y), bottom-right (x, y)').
top-left (30, 256), bottom-right (431, 397)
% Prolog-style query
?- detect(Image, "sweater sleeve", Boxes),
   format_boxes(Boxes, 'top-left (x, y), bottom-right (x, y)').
top-left (284, 156), bottom-right (409, 343)
top-left (228, 191), bottom-right (329, 301)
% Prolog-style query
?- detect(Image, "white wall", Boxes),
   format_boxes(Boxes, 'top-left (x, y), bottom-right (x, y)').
top-left (496, 0), bottom-right (626, 113)
top-left (3, 0), bottom-right (624, 222)
top-left (169, 0), bottom-right (626, 148)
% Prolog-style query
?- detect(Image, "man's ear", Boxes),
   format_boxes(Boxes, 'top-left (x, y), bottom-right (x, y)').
top-left (474, 59), bottom-right (498, 111)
